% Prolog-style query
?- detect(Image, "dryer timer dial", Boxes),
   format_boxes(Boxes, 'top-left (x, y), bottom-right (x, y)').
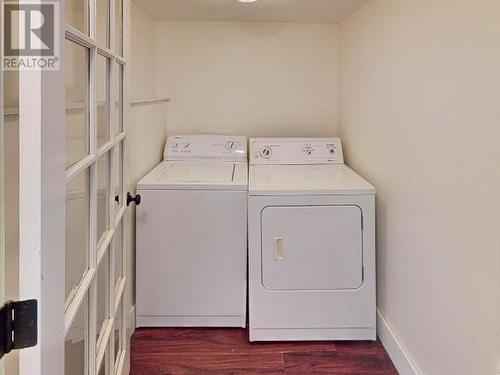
top-left (260, 147), bottom-right (272, 158)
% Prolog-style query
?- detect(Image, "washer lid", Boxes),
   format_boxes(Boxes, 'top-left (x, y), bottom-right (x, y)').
top-left (249, 164), bottom-right (375, 196)
top-left (137, 161), bottom-right (248, 191)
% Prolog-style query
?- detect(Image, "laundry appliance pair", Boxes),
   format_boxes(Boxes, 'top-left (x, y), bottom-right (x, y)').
top-left (136, 135), bottom-right (376, 341)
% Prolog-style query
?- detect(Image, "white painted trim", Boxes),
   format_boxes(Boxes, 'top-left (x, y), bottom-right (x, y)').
top-left (65, 268), bottom-right (96, 333)
top-left (121, 3), bottom-right (132, 373)
top-left (65, 154), bottom-right (96, 183)
top-left (65, 26), bottom-right (95, 49)
top-left (96, 316), bottom-right (114, 370)
top-left (130, 97), bottom-right (170, 106)
top-left (5, 101), bottom-right (109, 118)
top-left (19, 67), bottom-right (43, 375)
top-left (114, 278), bottom-right (126, 314)
top-left (377, 309), bottom-right (421, 375)
top-left (115, 349), bottom-right (126, 375)
top-left (0, 4), bottom-right (5, 373)
top-left (88, 1), bottom-right (98, 372)
top-left (18, 1), bottom-right (67, 372)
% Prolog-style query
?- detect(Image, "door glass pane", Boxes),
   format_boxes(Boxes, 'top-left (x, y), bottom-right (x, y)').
top-left (114, 300), bottom-right (123, 365)
top-left (112, 143), bottom-right (123, 212)
top-left (114, 0), bottom-right (123, 56)
top-left (97, 153), bottom-right (110, 246)
top-left (96, 249), bottom-right (109, 346)
top-left (65, 294), bottom-right (88, 375)
top-left (66, 0), bottom-right (88, 34)
top-left (65, 169), bottom-right (90, 305)
top-left (65, 39), bottom-right (89, 168)
top-left (113, 64), bottom-right (123, 136)
top-left (97, 55), bottom-right (110, 149)
top-left (97, 0), bottom-right (110, 48)
top-left (114, 221), bottom-right (123, 290)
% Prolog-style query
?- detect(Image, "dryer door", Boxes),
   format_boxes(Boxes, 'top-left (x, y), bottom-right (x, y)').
top-left (261, 205), bottom-right (363, 290)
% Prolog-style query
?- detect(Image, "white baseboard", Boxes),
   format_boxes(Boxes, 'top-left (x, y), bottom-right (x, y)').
top-left (377, 309), bottom-right (421, 375)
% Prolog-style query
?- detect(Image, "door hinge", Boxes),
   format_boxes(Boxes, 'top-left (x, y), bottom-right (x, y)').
top-left (0, 299), bottom-right (38, 360)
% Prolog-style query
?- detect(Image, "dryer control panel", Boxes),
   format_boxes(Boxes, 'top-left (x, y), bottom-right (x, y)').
top-left (165, 135), bottom-right (247, 161)
top-left (250, 138), bottom-right (344, 165)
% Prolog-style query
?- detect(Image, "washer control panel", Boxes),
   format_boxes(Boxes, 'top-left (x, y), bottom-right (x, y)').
top-left (250, 138), bottom-right (343, 165)
top-left (165, 135), bottom-right (247, 161)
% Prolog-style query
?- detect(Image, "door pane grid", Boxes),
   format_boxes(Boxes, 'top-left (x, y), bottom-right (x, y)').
top-left (65, 39), bottom-right (90, 170)
top-left (65, 168), bottom-right (91, 308)
top-left (65, 293), bottom-right (89, 375)
top-left (97, 0), bottom-right (111, 49)
top-left (65, 0), bottom-right (126, 373)
top-left (96, 248), bottom-right (110, 347)
top-left (112, 143), bottom-right (123, 212)
top-left (97, 54), bottom-right (111, 150)
top-left (66, 0), bottom-right (89, 35)
top-left (96, 152), bottom-right (111, 247)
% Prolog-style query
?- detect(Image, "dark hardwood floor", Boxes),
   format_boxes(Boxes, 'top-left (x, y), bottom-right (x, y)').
top-left (131, 328), bottom-right (398, 375)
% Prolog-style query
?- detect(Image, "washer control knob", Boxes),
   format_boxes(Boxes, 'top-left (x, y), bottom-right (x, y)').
top-left (261, 147), bottom-right (272, 158)
top-left (305, 148), bottom-right (313, 155)
top-left (225, 140), bottom-right (237, 151)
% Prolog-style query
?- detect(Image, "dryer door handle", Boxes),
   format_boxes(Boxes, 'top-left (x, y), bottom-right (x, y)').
top-left (273, 237), bottom-right (284, 261)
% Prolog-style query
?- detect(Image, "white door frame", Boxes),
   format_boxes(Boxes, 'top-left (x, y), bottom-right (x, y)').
top-left (18, 0), bottom-right (67, 373)
top-left (0, 2), bottom-right (5, 372)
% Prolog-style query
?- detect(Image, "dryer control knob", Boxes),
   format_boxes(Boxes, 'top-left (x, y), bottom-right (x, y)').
top-left (261, 147), bottom-right (272, 158)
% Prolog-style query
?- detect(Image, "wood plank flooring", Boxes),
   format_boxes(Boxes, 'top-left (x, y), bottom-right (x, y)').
top-left (131, 328), bottom-right (398, 374)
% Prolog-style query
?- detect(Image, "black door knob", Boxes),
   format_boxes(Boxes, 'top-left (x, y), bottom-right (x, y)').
top-left (127, 192), bottom-right (141, 207)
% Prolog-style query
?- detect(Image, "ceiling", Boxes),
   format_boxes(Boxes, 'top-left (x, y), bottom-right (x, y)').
top-left (134, 0), bottom-right (371, 24)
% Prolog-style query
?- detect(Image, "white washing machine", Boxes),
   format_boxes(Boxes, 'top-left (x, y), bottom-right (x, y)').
top-left (136, 135), bottom-right (248, 327)
top-left (248, 138), bottom-right (376, 341)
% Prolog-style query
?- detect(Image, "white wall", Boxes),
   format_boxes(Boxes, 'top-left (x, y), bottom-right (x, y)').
top-left (130, 2), bottom-right (157, 99)
top-left (339, 1), bottom-right (500, 374)
top-left (125, 0), bottom-right (169, 349)
top-left (155, 21), bottom-right (339, 137)
top-left (129, 2), bottom-right (168, 182)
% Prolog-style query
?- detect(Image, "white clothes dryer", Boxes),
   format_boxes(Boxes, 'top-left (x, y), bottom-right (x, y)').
top-left (248, 138), bottom-right (376, 341)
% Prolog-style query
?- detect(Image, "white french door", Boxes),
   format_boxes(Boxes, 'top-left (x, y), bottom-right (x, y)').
top-left (63, 0), bottom-right (129, 374)
top-left (2, 0), bottom-right (131, 374)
